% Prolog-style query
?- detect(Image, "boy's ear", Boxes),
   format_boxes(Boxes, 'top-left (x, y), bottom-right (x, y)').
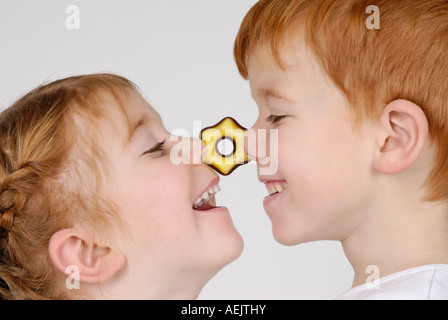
top-left (48, 228), bottom-right (126, 284)
top-left (374, 99), bottom-right (429, 175)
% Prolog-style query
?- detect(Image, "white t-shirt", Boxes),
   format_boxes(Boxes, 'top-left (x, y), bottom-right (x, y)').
top-left (336, 264), bottom-right (448, 300)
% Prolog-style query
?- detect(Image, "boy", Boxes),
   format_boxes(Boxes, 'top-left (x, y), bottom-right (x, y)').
top-left (234, 0), bottom-right (448, 299)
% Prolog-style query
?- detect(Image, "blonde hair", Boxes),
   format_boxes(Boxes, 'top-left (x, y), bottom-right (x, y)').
top-left (0, 73), bottom-right (138, 299)
top-left (234, 0), bottom-right (448, 201)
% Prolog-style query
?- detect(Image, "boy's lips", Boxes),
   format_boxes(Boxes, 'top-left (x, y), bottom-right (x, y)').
top-left (263, 180), bottom-right (289, 199)
top-left (263, 180), bottom-right (288, 211)
top-left (264, 180), bottom-right (288, 197)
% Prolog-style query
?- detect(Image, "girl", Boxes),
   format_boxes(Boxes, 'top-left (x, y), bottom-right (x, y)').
top-left (0, 73), bottom-right (243, 299)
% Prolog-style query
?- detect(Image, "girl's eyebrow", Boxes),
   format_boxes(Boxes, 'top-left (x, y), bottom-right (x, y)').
top-left (127, 111), bottom-right (163, 145)
top-left (128, 116), bottom-right (149, 145)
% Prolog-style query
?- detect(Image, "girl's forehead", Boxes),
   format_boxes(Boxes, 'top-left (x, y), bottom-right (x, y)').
top-left (122, 91), bottom-right (158, 120)
top-left (103, 91), bottom-right (162, 146)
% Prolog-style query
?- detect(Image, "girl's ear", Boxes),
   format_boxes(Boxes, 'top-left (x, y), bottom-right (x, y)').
top-left (374, 99), bottom-right (429, 175)
top-left (49, 228), bottom-right (126, 284)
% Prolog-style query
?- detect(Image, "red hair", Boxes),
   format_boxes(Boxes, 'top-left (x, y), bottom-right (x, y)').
top-left (234, 0), bottom-right (448, 201)
top-left (0, 73), bottom-right (138, 299)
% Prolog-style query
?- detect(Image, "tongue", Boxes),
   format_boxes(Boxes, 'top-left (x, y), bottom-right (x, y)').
top-left (196, 202), bottom-right (216, 211)
top-left (194, 196), bottom-right (218, 211)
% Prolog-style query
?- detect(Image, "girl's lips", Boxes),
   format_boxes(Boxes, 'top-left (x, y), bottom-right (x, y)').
top-left (193, 178), bottom-right (219, 205)
top-left (194, 206), bottom-right (229, 214)
top-left (194, 194), bottom-right (218, 211)
top-left (192, 177), bottom-right (227, 212)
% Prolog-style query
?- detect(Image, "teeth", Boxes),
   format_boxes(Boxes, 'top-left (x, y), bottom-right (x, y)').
top-left (266, 181), bottom-right (288, 196)
top-left (276, 183), bottom-right (285, 193)
top-left (193, 183), bottom-right (221, 209)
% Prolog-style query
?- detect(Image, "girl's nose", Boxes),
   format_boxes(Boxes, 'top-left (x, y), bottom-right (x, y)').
top-left (189, 137), bottom-right (207, 165)
top-left (168, 135), bottom-right (206, 165)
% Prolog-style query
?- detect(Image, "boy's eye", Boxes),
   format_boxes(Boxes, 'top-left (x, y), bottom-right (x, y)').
top-left (265, 115), bottom-right (287, 125)
top-left (142, 139), bottom-right (166, 156)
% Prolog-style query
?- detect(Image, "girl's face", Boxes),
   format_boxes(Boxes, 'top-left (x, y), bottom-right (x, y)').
top-left (103, 91), bottom-right (243, 298)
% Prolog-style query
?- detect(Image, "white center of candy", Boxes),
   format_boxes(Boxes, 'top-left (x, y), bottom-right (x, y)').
top-left (216, 137), bottom-right (234, 157)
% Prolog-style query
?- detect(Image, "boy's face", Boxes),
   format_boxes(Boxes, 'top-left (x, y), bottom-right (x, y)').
top-left (247, 42), bottom-right (377, 245)
top-left (101, 91), bottom-right (243, 293)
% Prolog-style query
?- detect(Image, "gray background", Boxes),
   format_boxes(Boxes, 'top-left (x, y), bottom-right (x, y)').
top-left (0, 0), bottom-right (353, 299)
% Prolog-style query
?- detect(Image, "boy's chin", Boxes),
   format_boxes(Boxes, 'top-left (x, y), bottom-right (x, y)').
top-left (271, 226), bottom-right (303, 246)
top-left (271, 221), bottom-right (322, 246)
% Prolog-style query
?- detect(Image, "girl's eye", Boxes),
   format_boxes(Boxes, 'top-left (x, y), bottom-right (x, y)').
top-left (142, 139), bottom-right (166, 156)
top-left (265, 115), bottom-right (287, 125)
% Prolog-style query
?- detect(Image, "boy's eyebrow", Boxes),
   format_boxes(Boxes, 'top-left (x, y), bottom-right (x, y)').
top-left (253, 88), bottom-right (294, 103)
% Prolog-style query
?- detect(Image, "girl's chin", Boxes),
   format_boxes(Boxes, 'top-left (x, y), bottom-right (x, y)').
top-left (190, 198), bottom-right (243, 264)
top-left (205, 234), bottom-right (244, 270)
top-left (199, 219), bottom-right (244, 264)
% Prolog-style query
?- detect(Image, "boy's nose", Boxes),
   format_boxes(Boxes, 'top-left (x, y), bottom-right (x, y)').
top-left (244, 128), bottom-right (258, 162)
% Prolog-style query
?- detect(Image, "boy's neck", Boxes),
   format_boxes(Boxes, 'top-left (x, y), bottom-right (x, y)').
top-left (342, 198), bottom-right (448, 288)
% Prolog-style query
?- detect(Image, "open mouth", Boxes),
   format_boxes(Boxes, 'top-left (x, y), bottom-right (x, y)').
top-left (265, 181), bottom-right (289, 198)
top-left (193, 183), bottom-right (221, 211)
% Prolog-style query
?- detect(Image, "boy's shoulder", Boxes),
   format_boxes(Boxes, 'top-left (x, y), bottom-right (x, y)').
top-left (336, 264), bottom-right (448, 300)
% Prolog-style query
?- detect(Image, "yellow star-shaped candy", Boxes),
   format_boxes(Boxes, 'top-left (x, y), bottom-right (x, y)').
top-left (200, 117), bottom-right (250, 175)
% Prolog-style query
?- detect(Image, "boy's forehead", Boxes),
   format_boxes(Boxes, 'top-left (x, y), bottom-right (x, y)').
top-left (247, 38), bottom-right (325, 99)
top-left (248, 38), bottom-right (320, 78)
top-left (247, 38), bottom-right (345, 111)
